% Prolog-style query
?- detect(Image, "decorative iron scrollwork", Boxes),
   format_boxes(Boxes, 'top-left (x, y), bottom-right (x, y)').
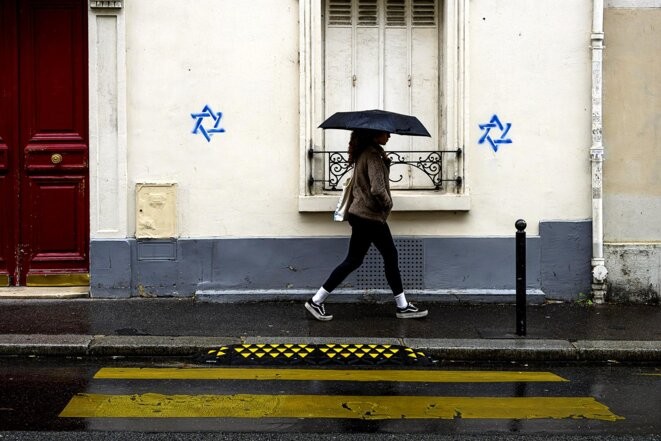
top-left (309, 148), bottom-right (462, 191)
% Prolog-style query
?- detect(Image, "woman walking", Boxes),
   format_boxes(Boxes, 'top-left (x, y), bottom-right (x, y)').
top-left (305, 129), bottom-right (428, 321)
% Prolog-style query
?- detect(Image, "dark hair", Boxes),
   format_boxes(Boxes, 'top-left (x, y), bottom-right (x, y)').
top-left (347, 130), bottom-right (379, 164)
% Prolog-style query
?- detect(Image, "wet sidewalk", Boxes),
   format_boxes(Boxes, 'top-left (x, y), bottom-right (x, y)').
top-left (0, 298), bottom-right (659, 362)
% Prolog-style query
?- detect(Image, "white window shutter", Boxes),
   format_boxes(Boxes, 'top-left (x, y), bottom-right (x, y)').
top-left (324, 0), bottom-right (439, 188)
top-left (328, 0), bottom-right (352, 26)
top-left (386, 0), bottom-right (406, 27)
top-left (384, 0), bottom-right (410, 160)
top-left (408, 0), bottom-right (438, 187)
top-left (325, 0), bottom-right (355, 151)
top-left (412, 0), bottom-right (436, 26)
top-left (357, 0), bottom-right (378, 26)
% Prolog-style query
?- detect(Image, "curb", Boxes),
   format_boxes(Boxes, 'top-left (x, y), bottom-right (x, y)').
top-left (1, 335), bottom-right (660, 362)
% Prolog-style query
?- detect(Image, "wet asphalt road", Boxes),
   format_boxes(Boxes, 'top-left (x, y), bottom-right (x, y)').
top-left (0, 434), bottom-right (659, 441)
top-left (1, 300), bottom-right (659, 340)
top-left (0, 356), bottom-right (659, 439)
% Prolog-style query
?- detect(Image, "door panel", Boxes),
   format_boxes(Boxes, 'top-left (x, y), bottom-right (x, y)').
top-left (19, 0), bottom-right (88, 285)
top-left (26, 175), bottom-right (87, 268)
top-left (0, 0), bottom-right (88, 286)
top-left (0, 140), bottom-right (12, 286)
top-left (0, 0), bottom-right (19, 285)
top-left (20, 1), bottom-right (87, 142)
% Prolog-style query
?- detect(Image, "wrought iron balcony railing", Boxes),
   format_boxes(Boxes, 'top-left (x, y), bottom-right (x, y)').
top-left (308, 148), bottom-right (462, 191)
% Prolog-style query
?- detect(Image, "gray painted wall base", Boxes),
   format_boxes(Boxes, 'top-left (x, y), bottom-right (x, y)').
top-left (90, 220), bottom-right (592, 302)
top-left (195, 288), bottom-right (546, 304)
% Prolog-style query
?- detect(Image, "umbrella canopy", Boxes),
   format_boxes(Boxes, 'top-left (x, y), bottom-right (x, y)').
top-left (319, 109), bottom-right (431, 137)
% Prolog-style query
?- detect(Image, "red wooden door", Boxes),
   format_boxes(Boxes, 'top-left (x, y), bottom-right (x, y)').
top-left (0, 0), bottom-right (88, 287)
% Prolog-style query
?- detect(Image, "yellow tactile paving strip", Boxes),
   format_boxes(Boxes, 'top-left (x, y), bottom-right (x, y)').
top-left (201, 343), bottom-right (431, 366)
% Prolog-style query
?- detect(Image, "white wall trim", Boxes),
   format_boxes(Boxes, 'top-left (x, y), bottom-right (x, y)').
top-left (299, 0), bottom-right (323, 199)
top-left (606, 0), bottom-right (661, 7)
top-left (89, 8), bottom-right (128, 238)
top-left (446, 0), bottom-right (469, 192)
top-left (299, 192), bottom-right (471, 212)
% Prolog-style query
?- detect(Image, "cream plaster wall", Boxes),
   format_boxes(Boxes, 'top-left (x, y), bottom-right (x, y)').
top-left (465, 0), bottom-right (593, 237)
top-left (125, 0), bottom-right (301, 238)
top-left (603, 8), bottom-right (661, 242)
top-left (120, 0), bottom-right (593, 239)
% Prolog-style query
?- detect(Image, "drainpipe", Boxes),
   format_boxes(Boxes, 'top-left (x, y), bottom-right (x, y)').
top-left (590, 0), bottom-right (608, 303)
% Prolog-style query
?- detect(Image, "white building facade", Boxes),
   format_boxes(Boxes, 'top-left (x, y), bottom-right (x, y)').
top-left (82, 0), bottom-right (658, 303)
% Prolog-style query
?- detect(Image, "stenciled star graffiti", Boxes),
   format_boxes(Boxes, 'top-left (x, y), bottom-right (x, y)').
top-left (478, 115), bottom-right (512, 152)
top-left (191, 105), bottom-right (226, 142)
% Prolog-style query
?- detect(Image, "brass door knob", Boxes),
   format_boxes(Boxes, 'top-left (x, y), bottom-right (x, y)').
top-left (51, 153), bottom-right (63, 164)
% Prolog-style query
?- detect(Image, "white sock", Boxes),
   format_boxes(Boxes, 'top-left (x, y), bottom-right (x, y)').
top-left (394, 293), bottom-right (408, 308)
top-left (312, 287), bottom-right (330, 304)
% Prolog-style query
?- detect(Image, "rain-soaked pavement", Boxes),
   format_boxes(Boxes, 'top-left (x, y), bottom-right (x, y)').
top-left (0, 356), bottom-right (659, 437)
top-left (1, 300), bottom-right (659, 340)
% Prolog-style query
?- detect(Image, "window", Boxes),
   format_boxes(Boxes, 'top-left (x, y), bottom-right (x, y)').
top-left (299, 0), bottom-right (469, 210)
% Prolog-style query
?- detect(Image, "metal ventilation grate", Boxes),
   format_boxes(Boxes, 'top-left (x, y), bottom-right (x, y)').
top-left (355, 239), bottom-right (424, 290)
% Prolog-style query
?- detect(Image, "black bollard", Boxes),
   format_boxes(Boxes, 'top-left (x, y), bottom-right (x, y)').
top-left (515, 219), bottom-right (527, 336)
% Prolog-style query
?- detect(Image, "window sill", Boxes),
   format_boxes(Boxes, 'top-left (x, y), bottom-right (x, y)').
top-left (298, 192), bottom-right (471, 212)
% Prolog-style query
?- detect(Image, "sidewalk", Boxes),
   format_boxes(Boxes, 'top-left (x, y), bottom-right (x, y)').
top-left (0, 297), bottom-right (659, 362)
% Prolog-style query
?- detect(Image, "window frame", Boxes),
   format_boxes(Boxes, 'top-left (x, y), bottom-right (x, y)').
top-left (298, 0), bottom-right (470, 212)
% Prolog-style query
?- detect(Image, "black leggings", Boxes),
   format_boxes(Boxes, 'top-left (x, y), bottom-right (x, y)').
top-left (322, 214), bottom-right (403, 295)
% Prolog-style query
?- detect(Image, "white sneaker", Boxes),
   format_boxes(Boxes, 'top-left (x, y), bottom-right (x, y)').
top-left (396, 302), bottom-right (428, 319)
top-left (305, 300), bottom-right (333, 321)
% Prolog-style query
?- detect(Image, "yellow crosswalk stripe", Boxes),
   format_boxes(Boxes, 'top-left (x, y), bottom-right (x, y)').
top-left (60, 393), bottom-right (622, 421)
top-left (94, 367), bottom-right (568, 383)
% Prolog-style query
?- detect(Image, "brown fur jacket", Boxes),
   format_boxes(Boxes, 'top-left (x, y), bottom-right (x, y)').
top-left (348, 145), bottom-right (393, 222)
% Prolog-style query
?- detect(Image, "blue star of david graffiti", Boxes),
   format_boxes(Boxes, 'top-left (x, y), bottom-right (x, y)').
top-left (478, 115), bottom-right (512, 152)
top-left (191, 105), bottom-right (226, 142)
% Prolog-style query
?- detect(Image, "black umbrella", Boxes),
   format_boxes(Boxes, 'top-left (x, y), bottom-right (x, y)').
top-left (319, 109), bottom-right (431, 137)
